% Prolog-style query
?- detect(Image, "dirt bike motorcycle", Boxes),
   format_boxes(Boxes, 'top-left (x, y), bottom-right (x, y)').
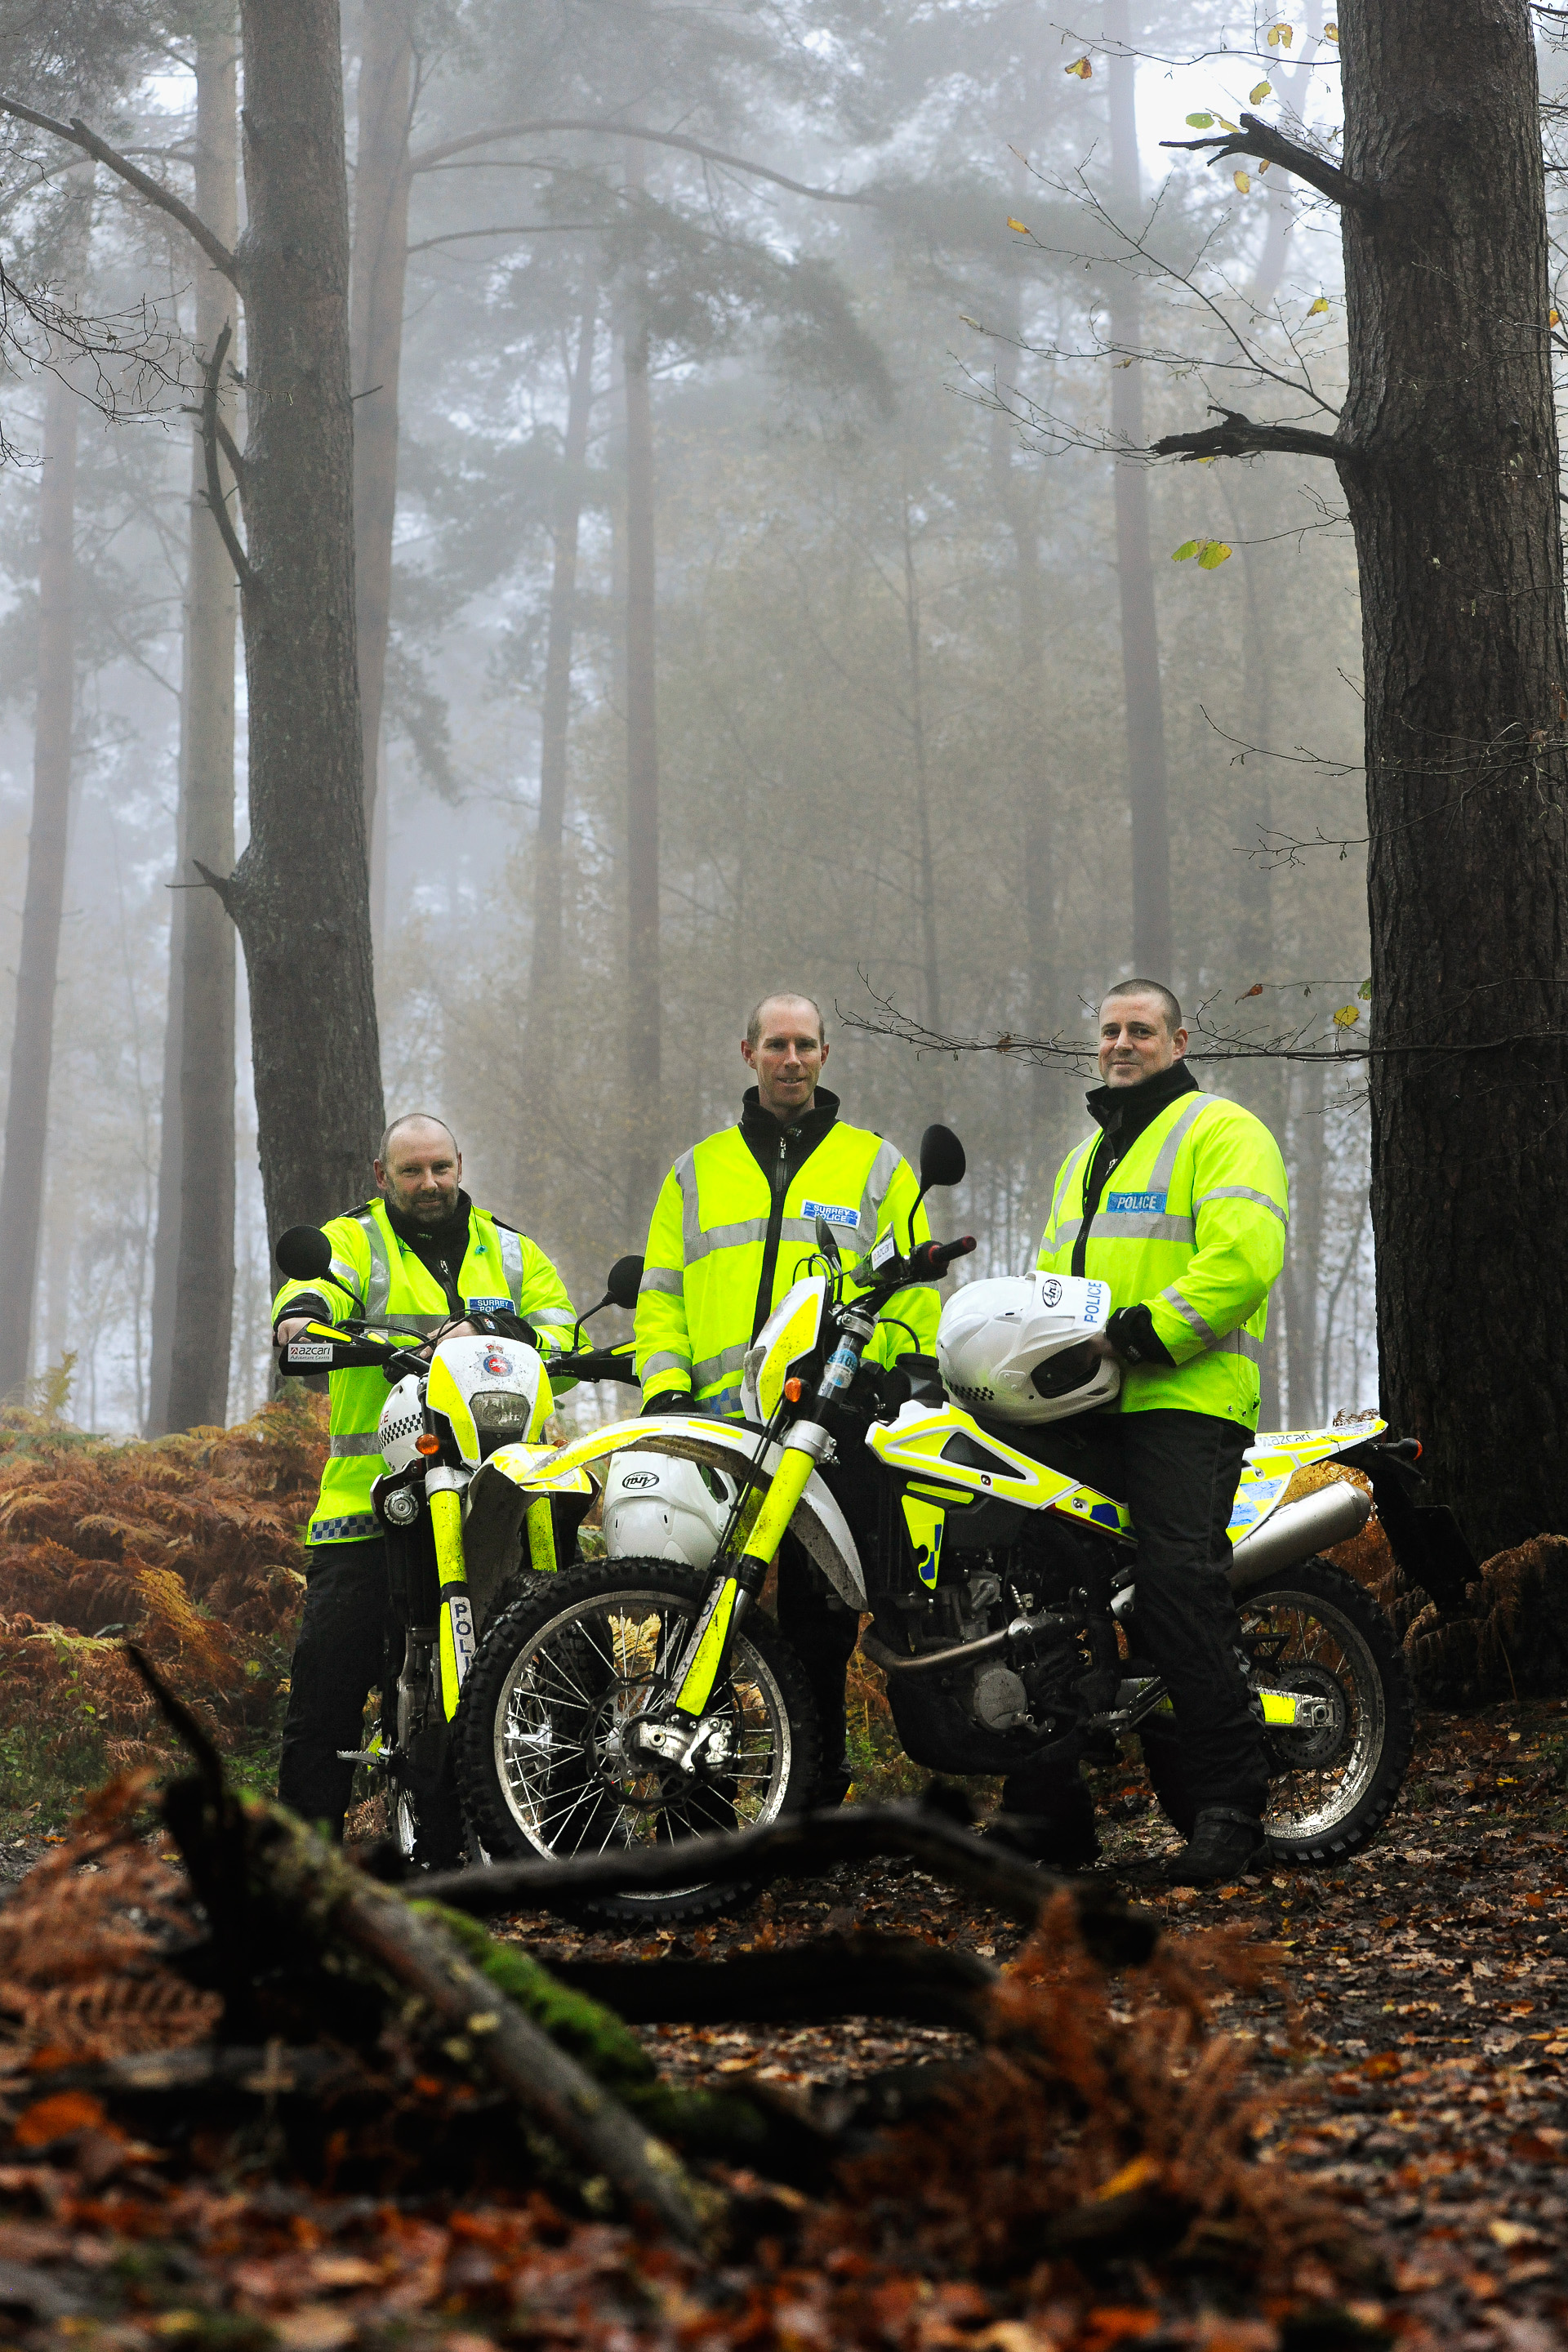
top-left (271, 1227), bottom-right (644, 1866)
top-left (451, 1128), bottom-right (1463, 1920)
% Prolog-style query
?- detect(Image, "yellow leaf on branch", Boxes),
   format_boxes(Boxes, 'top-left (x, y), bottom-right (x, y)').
top-left (1172, 541), bottom-right (1200, 561)
top-left (1308, 295), bottom-right (1330, 315)
top-left (1185, 111), bottom-right (1214, 128)
top-left (1196, 539), bottom-right (1233, 568)
top-left (1250, 80), bottom-right (1272, 103)
top-left (1065, 56), bottom-right (1092, 78)
top-left (1333, 1004), bottom-right (1360, 1028)
top-left (1324, 20), bottom-right (1338, 38)
top-left (1234, 168), bottom-right (1251, 192)
top-left (1007, 217), bottom-right (1029, 233)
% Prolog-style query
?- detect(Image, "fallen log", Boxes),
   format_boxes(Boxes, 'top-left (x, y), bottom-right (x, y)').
top-left (127, 1648), bottom-right (713, 2246)
top-left (416, 1804), bottom-right (1160, 1966)
top-left (553, 1931), bottom-right (997, 2032)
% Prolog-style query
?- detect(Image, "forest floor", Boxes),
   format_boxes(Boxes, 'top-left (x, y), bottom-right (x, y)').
top-left (518, 1697), bottom-right (1568, 2346)
top-left (0, 1702), bottom-right (1563, 2351)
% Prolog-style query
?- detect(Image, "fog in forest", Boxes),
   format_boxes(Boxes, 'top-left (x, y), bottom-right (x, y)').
top-left (2, 0), bottom-right (1491, 1440)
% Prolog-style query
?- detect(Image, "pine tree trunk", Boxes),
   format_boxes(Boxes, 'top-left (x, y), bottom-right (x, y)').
top-left (1337, 0), bottom-right (1568, 1551)
top-left (900, 492), bottom-right (942, 1049)
top-left (1283, 1061), bottom-right (1326, 1423)
top-left (990, 403), bottom-right (1055, 1159)
top-left (149, 20), bottom-right (238, 1436)
top-left (1229, 509), bottom-right (1284, 1425)
top-left (622, 292), bottom-right (661, 1229)
top-left (0, 368), bottom-right (78, 1396)
top-left (225, 0), bottom-right (384, 1240)
top-left (1105, 0), bottom-right (1172, 981)
top-left (524, 287), bottom-right (598, 1132)
top-left (350, 0), bottom-right (413, 871)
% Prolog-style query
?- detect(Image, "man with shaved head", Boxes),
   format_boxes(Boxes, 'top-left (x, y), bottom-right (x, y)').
top-left (271, 1113), bottom-right (575, 1841)
top-left (634, 991), bottom-right (938, 1805)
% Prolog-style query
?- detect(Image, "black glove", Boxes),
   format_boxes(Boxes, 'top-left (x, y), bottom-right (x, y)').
top-left (1105, 1304), bottom-right (1175, 1368)
top-left (469, 1309), bottom-right (535, 1344)
top-left (640, 1388), bottom-right (693, 1415)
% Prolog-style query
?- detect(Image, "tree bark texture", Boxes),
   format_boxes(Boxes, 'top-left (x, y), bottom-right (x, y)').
top-left (1336, 0), bottom-right (1568, 1552)
top-left (0, 369), bottom-right (78, 1396)
top-left (622, 283), bottom-right (662, 1231)
top-left (149, 20), bottom-right (238, 1437)
top-left (229, 0), bottom-right (383, 1240)
top-left (524, 290), bottom-right (598, 1135)
top-left (349, 0), bottom-right (413, 861)
top-left (1105, 0), bottom-right (1172, 983)
top-left (990, 399), bottom-right (1056, 1158)
top-left (900, 493), bottom-right (942, 1049)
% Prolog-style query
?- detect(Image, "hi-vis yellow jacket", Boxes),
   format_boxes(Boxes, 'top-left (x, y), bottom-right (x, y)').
top-left (635, 1090), bottom-right (937, 1418)
top-left (1038, 1087), bottom-right (1288, 1428)
top-left (272, 1198), bottom-right (575, 1544)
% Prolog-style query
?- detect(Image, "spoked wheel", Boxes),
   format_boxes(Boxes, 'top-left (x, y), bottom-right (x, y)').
top-left (1139, 1556), bottom-right (1414, 1865)
top-left (452, 1557), bottom-right (820, 1922)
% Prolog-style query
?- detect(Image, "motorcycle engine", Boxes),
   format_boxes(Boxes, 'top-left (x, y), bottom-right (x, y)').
top-left (877, 1521), bottom-right (1116, 1775)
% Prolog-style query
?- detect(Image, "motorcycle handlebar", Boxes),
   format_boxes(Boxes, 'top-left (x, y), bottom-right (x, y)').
top-left (905, 1234), bottom-right (977, 1280)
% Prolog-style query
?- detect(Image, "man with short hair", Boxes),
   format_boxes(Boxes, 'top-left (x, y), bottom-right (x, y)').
top-left (635, 992), bottom-right (936, 1799)
top-left (272, 1113), bottom-right (576, 1839)
top-left (1006, 980), bottom-right (1289, 1886)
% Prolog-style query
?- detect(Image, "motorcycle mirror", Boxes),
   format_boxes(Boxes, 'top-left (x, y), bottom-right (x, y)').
top-left (917, 1124), bottom-right (966, 1195)
top-left (275, 1224), bottom-right (333, 1281)
top-left (814, 1214), bottom-right (842, 1267)
top-left (606, 1254), bottom-right (644, 1312)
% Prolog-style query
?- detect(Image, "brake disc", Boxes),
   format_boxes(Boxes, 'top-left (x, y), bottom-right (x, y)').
top-left (1256, 1661), bottom-right (1349, 1769)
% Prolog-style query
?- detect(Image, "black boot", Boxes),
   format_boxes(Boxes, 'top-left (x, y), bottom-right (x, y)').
top-left (1159, 1804), bottom-right (1267, 1886)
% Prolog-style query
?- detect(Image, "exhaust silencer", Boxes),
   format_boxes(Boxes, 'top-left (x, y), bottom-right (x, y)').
top-left (1229, 1477), bottom-right (1371, 1594)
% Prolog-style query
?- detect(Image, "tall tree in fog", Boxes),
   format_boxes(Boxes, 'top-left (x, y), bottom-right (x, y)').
top-left (1151, 0), bottom-right (1567, 1549)
top-left (0, 359), bottom-right (81, 1396)
top-left (147, 10), bottom-right (238, 1437)
top-left (350, 0), bottom-right (414, 904)
top-left (1104, 0), bottom-right (1172, 979)
top-left (10, 0), bottom-right (385, 1245)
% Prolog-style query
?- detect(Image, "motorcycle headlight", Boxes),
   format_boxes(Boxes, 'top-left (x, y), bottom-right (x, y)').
top-left (470, 1388), bottom-right (533, 1437)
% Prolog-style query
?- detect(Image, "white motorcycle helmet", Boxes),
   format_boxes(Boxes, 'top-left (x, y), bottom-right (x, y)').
top-left (937, 1272), bottom-right (1121, 1425)
top-left (601, 1450), bottom-right (740, 1568)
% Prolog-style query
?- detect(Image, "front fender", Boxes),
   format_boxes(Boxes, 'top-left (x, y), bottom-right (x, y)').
top-left (480, 1414), bottom-right (867, 1610)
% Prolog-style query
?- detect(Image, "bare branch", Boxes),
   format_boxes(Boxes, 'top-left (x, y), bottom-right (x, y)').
top-left (1152, 405), bottom-right (1348, 464)
top-left (1161, 111), bottom-right (1370, 212)
top-left (198, 326), bottom-right (254, 594)
top-left (214, 412), bottom-right (245, 488)
top-left (408, 116), bottom-right (875, 207)
top-left (0, 96), bottom-right (239, 284)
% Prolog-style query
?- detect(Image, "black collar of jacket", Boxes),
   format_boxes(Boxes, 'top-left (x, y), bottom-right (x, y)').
top-left (384, 1188), bottom-right (473, 1253)
top-left (739, 1085), bottom-right (840, 1151)
top-left (1084, 1058), bottom-right (1199, 1148)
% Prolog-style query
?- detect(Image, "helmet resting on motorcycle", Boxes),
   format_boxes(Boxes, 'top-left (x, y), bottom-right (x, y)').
top-left (936, 1272), bottom-right (1120, 1424)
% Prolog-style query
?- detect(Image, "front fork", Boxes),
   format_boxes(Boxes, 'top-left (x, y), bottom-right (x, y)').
top-left (428, 1468), bottom-right (475, 1720)
top-left (647, 1313), bottom-right (874, 1765)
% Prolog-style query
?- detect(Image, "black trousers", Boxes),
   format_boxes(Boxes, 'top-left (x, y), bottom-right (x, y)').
top-left (1002, 1408), bottom-right (1269, 1839)
top-left (277, 1536), bottom-right (391, 1839)
top-left (773, 1446), bottom-right (879, 1797)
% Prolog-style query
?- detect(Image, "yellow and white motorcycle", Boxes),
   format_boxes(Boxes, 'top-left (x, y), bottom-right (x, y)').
top-left (271, 1229), bottom-right (643, 1865)
top-left (448, 1129), bottom-right (1454, 1919)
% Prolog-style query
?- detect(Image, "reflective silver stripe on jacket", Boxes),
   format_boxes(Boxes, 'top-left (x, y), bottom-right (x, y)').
top-left (329, 1432), bottom-right (385, 1456)
top-left (854, 1138), bottom-right (902, 1245)
top-left (354, 1206), bottom-right (394, 1319)
top-left (1193, 1183), bottom-right (1289, 1227)
top-left (530, 1307), bottom-right (575, 1328)
top-left (642, 1350), bottom-right (690, 1379)
top-left (1147, 1096), bottom-right (1211, 1195)
top-left (693, 1339), bottom-right (750, 1393)
top-left (1160, 1285), bottom-right (1220, 1350)
top-left (1045, 1214), bottom-right (1082, 1254)
top-left (496, 1223), bottom-right (525, 1310)
top-left (1094, 1210), bottom-right (1196, 1243)
top-left (1159, 1286), bottom-right (1265, 1365)
top-left (639, 1266), bottom-right (684, 1296)
top-left (687, 1215), bottom-right (771, 1263)
top-left (328, 1254), bottom-right (365, 1308)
